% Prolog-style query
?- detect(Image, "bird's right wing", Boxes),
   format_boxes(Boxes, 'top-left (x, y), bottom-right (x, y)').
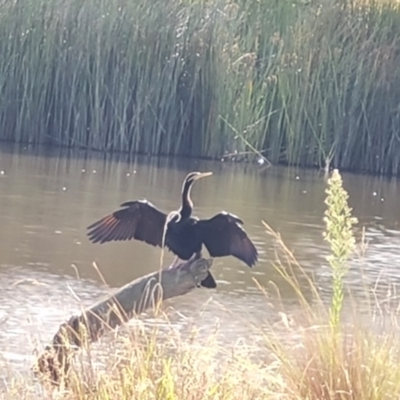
top-left (87, 200), bottom-right (167, 247)
top-left (197, 212), bottom-right (258, 267)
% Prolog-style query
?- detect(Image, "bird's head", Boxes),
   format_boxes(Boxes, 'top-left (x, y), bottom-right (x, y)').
top-left (179, 171), bottom-right (213, 218)
top-left (184, 171), bottom-right (213, 185)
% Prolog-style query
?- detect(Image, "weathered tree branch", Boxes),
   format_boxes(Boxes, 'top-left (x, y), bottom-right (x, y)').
top-left (34, 257), bottom-right (213, 386)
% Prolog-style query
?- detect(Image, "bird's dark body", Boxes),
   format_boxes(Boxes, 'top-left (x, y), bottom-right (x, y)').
top-left (87, 171), bottom-right (258, 289)
top-left (165, 217), bottom-right (202, 260)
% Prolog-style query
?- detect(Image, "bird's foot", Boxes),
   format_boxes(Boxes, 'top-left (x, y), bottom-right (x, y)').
top-left (168, 257), bottom-right (185, 270)
top-left (168, 253), bottom-right (199, 270)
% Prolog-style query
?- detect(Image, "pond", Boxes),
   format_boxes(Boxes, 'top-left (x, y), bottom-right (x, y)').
top-left (0, 144), bottom-right (399, 378)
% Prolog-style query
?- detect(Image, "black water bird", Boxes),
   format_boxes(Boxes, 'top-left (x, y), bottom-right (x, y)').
top-left (86, 171), bottom-right (258, 288)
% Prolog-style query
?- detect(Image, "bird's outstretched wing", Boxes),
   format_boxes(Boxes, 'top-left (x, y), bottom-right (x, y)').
top-left (197, 212), bottom-right (258, 267)
top-left (87, 200), bottom-right (167, 247)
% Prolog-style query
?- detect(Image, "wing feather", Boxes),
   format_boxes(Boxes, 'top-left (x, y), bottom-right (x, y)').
top-left (197, 212), bottom-right (258, 267)
top-left (87, 200), bottom-right (167, 247)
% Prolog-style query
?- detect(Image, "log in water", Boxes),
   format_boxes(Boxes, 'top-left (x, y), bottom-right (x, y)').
top-left (34, 257), bottom-right (213, 386)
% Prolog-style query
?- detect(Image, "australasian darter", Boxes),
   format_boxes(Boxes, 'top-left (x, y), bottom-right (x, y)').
top-left (86, 171), bottom-right (258, 288)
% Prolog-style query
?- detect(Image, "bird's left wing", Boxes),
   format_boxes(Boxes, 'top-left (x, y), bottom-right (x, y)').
top-left (87, 200), bottom-right (167, 247)
top-left (197, 212), bottom-right (258, 267)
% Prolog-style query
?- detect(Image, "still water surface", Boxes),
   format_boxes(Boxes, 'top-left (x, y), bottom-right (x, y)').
top-left (0, 145), bottom-right (400, 378)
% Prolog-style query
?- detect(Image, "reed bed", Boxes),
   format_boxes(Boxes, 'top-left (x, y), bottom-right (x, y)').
top-left (1, 0), bottom-right (400, 174)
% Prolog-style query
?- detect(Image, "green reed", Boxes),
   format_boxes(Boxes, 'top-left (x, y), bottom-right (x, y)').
top-left (1, 0), bottom-right (400, 174)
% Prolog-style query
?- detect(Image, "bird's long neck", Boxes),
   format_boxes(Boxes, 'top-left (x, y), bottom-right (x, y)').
top-left (180, 179), bottom-right (194, 219)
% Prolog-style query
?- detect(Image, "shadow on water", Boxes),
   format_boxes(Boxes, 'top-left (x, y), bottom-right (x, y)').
top-left (1, 143), bottom-right (400, 376)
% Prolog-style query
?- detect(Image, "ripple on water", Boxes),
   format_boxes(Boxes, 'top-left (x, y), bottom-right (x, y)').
top-left (0, 265), bottom-right (108, 376)
top-left (0, 263), bottom-right (288, 381)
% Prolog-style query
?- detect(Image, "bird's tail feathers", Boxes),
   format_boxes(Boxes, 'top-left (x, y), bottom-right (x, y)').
top-left (200, 271), bottom-right (217, 289)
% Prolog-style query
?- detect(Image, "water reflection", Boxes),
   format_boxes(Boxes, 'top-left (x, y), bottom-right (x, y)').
top-left (0, 144), bottom-right (400, 375)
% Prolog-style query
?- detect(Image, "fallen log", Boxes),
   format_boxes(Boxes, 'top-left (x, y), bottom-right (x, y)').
top-left (34, 257), bottom-right (213, 386)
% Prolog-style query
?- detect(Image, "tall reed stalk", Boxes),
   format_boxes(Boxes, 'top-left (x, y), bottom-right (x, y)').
top-left (323, 169), bottom-right (358, 331)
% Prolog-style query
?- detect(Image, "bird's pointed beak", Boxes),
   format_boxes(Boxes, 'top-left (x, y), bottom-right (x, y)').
top-left (194, 171), bottom-right (213, 180)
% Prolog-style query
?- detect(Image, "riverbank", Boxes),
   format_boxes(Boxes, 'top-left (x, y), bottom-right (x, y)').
top-left (1, 0), bottom-right (400, 175)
